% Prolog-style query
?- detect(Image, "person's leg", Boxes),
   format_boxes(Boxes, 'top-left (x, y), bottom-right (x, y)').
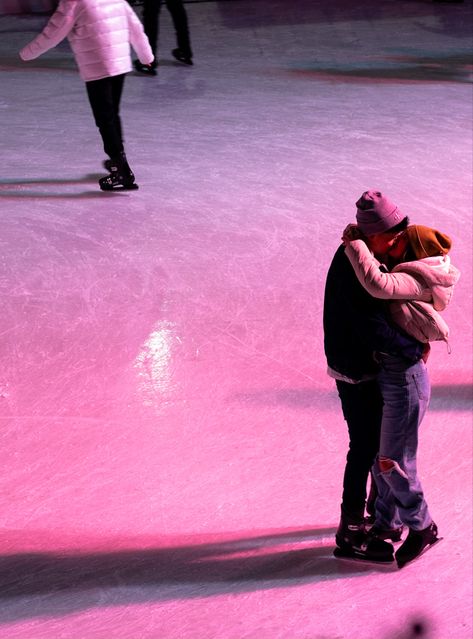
top-left (375, 356), bottom-right (439, 566)
top-left (142, 0), bottom-right (162, 58)
top-left (336, 379), bottom-right (383, 524)
top-left (167, 0), bottom-right (193, 62)
top-left (371, 458), bottom-right (401, 523)
top-left (365, 470), bottom-right (378, 522)
top-left (375, 356), bottom-right (432, 531)
top-left (86, 75), bottom-right (137, 190)
top-left (334, 379), bottom-right (394, 561)
top-left (86, 77), bottom-right (124, 160)
top-left (111, 73), bottom-right (125, 149)
top-left (134, 0), bottom-right (160, 74)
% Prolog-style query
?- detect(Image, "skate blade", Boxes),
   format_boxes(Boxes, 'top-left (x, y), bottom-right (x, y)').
top-left (100, 182), bottom-right (139, 192)
top-left (333, 547), bottom-right (395, 565)
top-left (396, 536), bottom-right (443, 569)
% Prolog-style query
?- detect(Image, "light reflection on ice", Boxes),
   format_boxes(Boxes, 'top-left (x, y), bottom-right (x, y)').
top-left (134, 321), bottom-right (176, 404)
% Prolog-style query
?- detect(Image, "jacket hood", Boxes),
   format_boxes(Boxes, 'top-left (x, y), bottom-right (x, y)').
top-left (393, 255), bottom-right (460, 311)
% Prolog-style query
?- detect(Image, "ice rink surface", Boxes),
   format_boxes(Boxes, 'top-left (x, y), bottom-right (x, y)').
top-left (0, 0), bottom-right (472, 637)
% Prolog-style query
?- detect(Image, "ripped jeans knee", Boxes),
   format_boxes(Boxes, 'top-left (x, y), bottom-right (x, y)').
top-left (378, 455), bottom-right (409, 480)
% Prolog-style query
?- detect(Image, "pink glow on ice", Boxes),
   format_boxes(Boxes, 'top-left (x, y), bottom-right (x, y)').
top-left (0, 0), bottom-right (472, 638)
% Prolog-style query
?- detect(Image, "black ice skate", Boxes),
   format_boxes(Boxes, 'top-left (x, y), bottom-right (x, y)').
top-left (133, 59), bottom-right (157, 76)
top-left (369, 525), bottom-right (404, 542)
top-left (172, 48), bottom-right (193, 65)
top-left (335, 519), bottom-right (394, 563)
top-left (395, 522), bottom-right (442, 568)
top-left (99, 153), bottom-right (138, 191)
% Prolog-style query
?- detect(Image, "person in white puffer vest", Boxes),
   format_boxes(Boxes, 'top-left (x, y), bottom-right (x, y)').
top-left (19, 0), bottom-right (154, 191)
top-left (342, 216), bottom-right (460, 567)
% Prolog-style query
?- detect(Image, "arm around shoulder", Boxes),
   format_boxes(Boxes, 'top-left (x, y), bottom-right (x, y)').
top-left (344, 239), bottom-right (426, 300)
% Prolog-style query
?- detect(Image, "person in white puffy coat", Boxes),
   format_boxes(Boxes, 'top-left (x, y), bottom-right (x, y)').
top-left (342, 221), bottom-right (460, 567)
top-left (343, 224), bottom-right (460, 344)
top-left (19, 0), bottom-right (154, 190)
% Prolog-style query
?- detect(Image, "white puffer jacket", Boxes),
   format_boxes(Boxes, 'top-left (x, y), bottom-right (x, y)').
top-left (19, 0), bottom-right (153, 82)
top-left (345, 239), bottom-right (461, 343)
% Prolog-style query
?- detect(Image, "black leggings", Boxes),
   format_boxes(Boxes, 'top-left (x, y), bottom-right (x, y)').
top-left (86, 74), bottom-right (125, 159)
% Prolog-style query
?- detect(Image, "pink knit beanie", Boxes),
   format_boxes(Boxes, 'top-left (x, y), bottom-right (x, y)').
top-left (356, 190), bottom-right (406, 236)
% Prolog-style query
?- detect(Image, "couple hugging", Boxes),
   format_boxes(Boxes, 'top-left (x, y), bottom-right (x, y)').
top-left (323, 190), bottom-right (460, 568)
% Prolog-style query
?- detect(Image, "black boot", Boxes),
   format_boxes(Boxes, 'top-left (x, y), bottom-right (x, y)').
top-left (133, 59), bottom-right (157, 76)
top-left (99, 153), bottom-right (138, 191)
top-left (335, 516), bottom-right (394, 562)
top-left (369, 524), bottom-right (404, 542)
top-left (395, 522), bottom-right (440, 568)
top-left (172, 48), bottom-right (193, 65)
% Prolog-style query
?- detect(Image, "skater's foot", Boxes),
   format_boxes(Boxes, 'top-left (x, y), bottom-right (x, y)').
top-left (99, 153), bottom-right (138, 191)
top-left (395, 522), bottom-right (440, 568)
top-left (172, 48), bottom-right (193, 65)
top-left (99, 173), bottom-right (138, 191)
top-left (369, 525), bottom-right (404, 542)
top-left (335, 520), bottom-right (394, 563)
top-left (134, 59), bottom-right (157, 76)
top-left (334, 535), bottom-right (394, 563)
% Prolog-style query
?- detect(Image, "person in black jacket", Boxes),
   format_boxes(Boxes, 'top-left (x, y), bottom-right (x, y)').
top-left (323, 190), bottom-right (425, 562)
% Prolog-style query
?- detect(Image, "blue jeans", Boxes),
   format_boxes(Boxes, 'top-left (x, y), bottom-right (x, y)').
top-left (372, 354), bottom-right (432, 531)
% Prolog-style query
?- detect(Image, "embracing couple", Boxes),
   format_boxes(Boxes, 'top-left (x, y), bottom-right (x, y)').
top-left (323, 190), bottom-right (460, 567)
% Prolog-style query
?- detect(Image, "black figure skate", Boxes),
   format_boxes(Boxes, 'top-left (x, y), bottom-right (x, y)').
top-left (369, 525), bottom-right (404, 542)
top-left (334, 517), bottom-right (395, 564)
top-left (133, 59), bottom-right (157, 76)
top-left (99, 153), bottom-right (138, 191)
top-left (395, 522), bottom-right (442, 568)
top-left (172, 48), bottom-right (193, 65)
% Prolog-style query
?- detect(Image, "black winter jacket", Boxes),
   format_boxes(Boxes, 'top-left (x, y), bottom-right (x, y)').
top-left (323, 245), bottom-right (423, 381)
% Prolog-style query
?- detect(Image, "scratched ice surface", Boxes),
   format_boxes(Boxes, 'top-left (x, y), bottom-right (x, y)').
top-left (0, 1), bottom-right (471, 638)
